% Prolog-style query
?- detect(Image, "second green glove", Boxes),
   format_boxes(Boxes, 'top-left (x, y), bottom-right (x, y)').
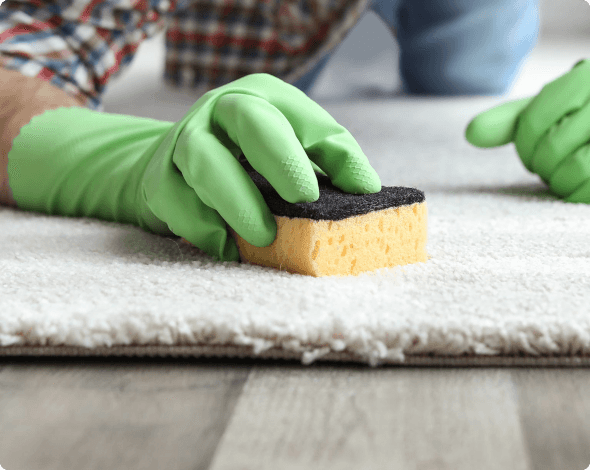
top-left (465, 59), bottom-right (590, 203)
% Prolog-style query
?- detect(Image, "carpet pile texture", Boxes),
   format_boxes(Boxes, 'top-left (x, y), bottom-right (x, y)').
top-left (2, 34), bottom-right (589, 366)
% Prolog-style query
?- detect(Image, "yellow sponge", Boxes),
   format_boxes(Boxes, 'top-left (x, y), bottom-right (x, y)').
top-left (227, 162), bottom-right (428, 277)
top-left (181, 160), bottom-right (428, 277)
top-left (230, 200), bottom-right (427, 277)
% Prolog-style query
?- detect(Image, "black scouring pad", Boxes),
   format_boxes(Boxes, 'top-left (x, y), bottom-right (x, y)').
top-left (239, 157), bottom-right (425, 221)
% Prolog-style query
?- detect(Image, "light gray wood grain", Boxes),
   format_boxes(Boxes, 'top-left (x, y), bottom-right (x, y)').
top-left (2, 362), bottom-right (590, 470)
top-left (208, 366), bottom-right (530, 470)
top-left (514, 369), bottom-right (590, 470)
top-left (0, 360), bottom-right (250, 470)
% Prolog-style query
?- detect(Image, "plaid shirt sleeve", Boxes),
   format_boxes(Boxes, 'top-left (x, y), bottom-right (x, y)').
top-left (0, 0), bottom-right (182, 110)
top-left (163, 0), bottom-right (369, 95)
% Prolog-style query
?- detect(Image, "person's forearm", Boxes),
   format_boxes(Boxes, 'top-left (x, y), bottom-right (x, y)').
top-left (0, 68), bottom-right (85, 207)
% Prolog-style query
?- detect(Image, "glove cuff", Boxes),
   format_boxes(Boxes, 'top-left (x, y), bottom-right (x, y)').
top-left (8, 107), bottom-right (175, 235)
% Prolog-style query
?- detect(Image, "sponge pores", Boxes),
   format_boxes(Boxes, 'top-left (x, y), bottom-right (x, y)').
top-left (229, 165), bottom-right (428, 277)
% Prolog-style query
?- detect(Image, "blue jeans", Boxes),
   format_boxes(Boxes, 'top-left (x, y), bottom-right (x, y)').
top-left (292, 0), bottom-right (539, 95)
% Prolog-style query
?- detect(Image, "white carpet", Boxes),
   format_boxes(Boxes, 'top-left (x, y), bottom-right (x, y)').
top-left (2, 31), bottom-right (590, 366)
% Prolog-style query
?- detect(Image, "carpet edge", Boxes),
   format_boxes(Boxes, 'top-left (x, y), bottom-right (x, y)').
top-left (1, 344), bottom-right (590, 367)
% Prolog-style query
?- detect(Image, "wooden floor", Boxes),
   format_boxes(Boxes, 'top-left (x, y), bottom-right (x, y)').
top-left (0, 357), bottom-right (589, 470)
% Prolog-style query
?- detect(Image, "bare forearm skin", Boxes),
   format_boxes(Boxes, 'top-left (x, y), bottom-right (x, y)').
top-left (0, 67), bottom-right (85, 207)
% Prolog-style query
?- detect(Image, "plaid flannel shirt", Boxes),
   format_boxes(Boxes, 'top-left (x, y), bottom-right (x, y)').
top-left (0, 0), bottom-right (370, 110)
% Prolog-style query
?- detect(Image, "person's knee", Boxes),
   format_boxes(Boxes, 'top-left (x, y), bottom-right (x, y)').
top-left (396, 0), bottom-right (540, 95)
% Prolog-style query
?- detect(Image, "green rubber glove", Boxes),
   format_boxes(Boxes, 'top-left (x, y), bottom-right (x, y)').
top-left (465, 59), bottom-right (590, 203)
top-left (8, 73), bottom-right (381, 261)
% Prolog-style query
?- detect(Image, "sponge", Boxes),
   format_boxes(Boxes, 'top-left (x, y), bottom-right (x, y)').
top-left (229, 161), bottom-right (428, 277)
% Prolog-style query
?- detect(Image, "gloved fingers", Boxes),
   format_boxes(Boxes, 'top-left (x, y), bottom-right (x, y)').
top-left (174, 126), bottom-right (277, 248)
top-left (515, 60), bottom-right (590, 170)
top-left (531, 103), bottom-right (590, 181)
top-left (233, 74), bottom-right (381, 194)
top-left (142, 154), bottom-right (240, 262)
top-left (465, 97), bottom-right (533, 148)
top-left (213, 93), bottom-right (320, 203)
top-left (304, 133), bottom-right (381, 195)
top-left (549, 145), bottom-right (590, 198)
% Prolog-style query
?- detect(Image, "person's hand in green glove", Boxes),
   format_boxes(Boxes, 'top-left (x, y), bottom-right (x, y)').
top-left (7, 73), bottom-right (381, 262)
top-left (465, 59), bottom-right (590, 203)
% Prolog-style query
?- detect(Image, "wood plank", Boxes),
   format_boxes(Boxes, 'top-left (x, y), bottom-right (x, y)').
top-left (0, 358), bottom-right (250, 470)
top-left (209, 366), bottom-right (529, 470)
top-left (514, 369), bottom-right (590, 470)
